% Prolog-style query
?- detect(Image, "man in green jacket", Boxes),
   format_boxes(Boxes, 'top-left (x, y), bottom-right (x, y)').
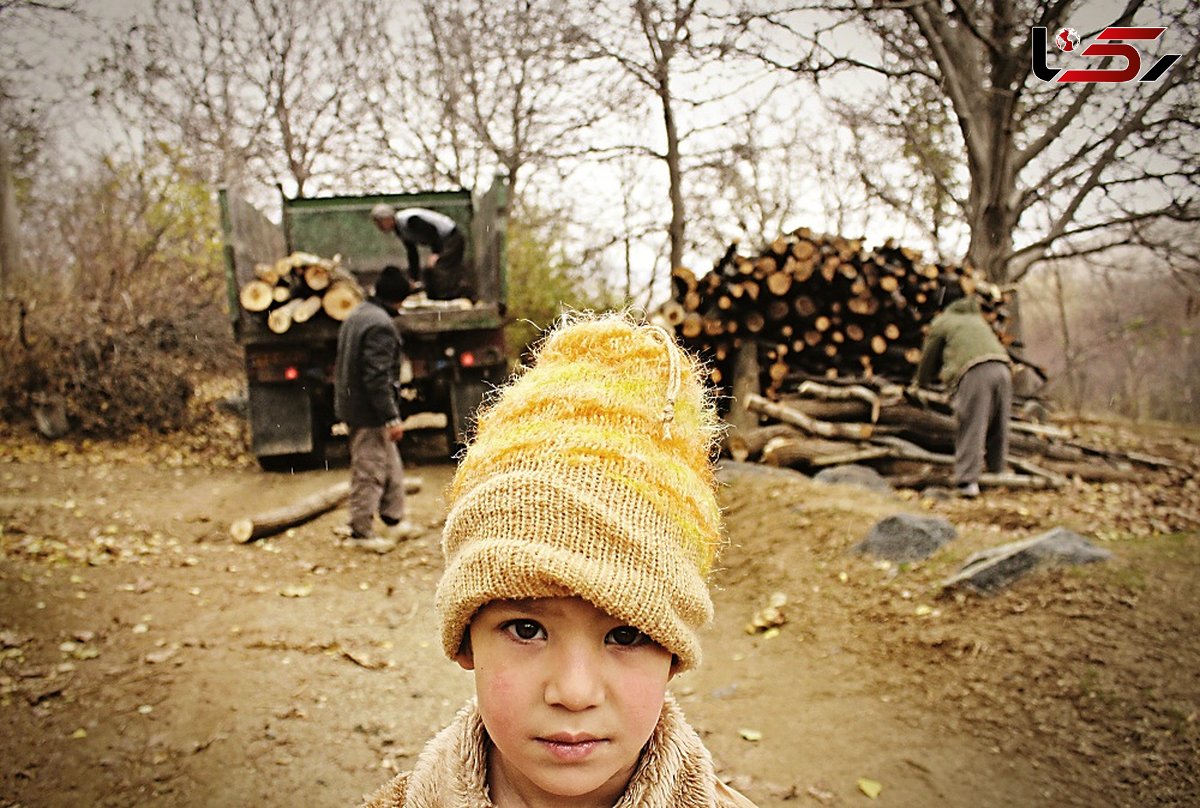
top-left (913, 283), bottom-right (1012, 498)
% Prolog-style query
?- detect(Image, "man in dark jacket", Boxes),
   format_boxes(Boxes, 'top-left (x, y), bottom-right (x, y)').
top-left (370, 204), bottom-right (472, 300)
top-left (913, 282), bottom-right (1013, 498)
top-left (334, 265), bottom-right (423, 551)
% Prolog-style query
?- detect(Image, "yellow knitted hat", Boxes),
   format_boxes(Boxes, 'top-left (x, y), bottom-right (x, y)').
top-left (436, 311), bottom-right (723, 672)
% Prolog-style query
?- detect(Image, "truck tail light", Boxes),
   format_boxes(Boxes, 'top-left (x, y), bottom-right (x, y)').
top-left (284, 366), bottom-right (300, 381)
top-left (459, 351), bottom-right (476, 368)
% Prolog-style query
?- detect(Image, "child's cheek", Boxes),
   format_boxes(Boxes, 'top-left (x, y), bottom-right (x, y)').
top-left (477, 670), bottom-right (525, 743)
top-left (616, 655), bottom-right (673, 734)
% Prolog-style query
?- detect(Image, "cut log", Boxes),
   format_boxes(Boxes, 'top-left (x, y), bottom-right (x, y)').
top-left (230, 477), bottom-right (423, 543)
top-left (254, 262), bottom-right (285, 285)
top-left (658, 300), bottom-right (686, 326)
top-left (303, 263), bottom-right (331, 291)
top-left (761, 436), bottom-right (890, 469)
top-left (794, 380), bottom-right (881, 422)
top-left (276, 251), bottom-right (326, 274)
top-left (230, 481), bottom-right (351, 543)
top-left (746, 393), bottom-right (875, 440)
top-left (239, 280), bottom-right (275, 312)
top-left (322, 281), bottom-right (363, 321)
top-left (725, 423), bottom-right (799, 462)
top-left (291, 295), bottom-right (324, 324)
top-left (267, 298), bottom-right (305, 334)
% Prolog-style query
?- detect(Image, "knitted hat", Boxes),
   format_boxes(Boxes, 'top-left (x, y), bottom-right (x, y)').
top-left (374, 264), bottom-right (412, 302)
top-left (436, 312), bottom-right (723, 672)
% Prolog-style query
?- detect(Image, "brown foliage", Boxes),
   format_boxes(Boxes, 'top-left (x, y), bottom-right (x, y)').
top-left (0, 289), bottom-right (239, 439)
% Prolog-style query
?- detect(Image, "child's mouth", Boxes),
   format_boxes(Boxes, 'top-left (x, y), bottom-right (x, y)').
top-left (537, 734), bottom-right (604, 762)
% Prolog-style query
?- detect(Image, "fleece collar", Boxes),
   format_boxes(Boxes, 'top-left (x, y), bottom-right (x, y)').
top-left (369, 696), bottom-right (745, 808)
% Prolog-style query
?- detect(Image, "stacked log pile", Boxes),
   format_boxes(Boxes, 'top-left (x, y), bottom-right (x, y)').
top-left (658, 228), bottom-right (1181, 490)
top-left (659, 228), bottom-right (1008, 395)
top-left (237, 252), bottom-right (364, 334)
top-left (726, 381), bottom-right (1181, 490)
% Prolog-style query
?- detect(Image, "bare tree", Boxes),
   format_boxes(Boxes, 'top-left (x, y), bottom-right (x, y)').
top-left (0, 0), bottom-right (77, 287)
top-left (88, 0), bottom-right (393, 197)
top-left (689, 98), bottom-right (878, 252)
top-left (577, 0), bottom-right (709, 273)
top-left (372, 0), bottom-right (618, 208)
top-left (0, 105), bottom-right (22, 285)
top-left (737, 0), bottom-right (1200, 285)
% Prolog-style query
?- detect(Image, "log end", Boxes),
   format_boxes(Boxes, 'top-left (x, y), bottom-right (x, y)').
top-left (230, 519), bottom-right (254, 543)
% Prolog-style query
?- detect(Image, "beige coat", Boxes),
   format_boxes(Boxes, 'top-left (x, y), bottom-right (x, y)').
top-left (360, 697), bottom-right (758, 808)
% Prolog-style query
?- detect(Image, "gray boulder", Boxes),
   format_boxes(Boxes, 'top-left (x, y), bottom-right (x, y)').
top-left (852, 513), bottom-right (958, 563)
top-left (942, 527), bottom-right (1113, 595)
top-left (814, 464), bottom-right (893, 494)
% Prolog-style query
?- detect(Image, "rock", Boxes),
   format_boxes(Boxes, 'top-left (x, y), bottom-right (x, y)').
top-left (853, 513), bottom-right (957, 563)
top-left (920, 486), bottom-right (955, 502)
top-left (942, 527), bottom-right (1113, 595)
top-left (814, 464), bottom-right (893, 494)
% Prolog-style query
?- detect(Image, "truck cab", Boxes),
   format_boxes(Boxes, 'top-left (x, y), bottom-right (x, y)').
top-left (219, 179), bottom-right (509, 469)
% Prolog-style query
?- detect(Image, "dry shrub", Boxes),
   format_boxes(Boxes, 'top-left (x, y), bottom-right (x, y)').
top-left (1, 286), bottom-right (239, 439)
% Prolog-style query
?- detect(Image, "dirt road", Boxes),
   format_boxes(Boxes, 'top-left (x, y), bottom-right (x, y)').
top-left (2, 426), bottom-right (1198, 807)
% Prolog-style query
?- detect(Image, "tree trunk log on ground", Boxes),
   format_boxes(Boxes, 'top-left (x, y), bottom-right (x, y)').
top-left (761, 436), bottom-right (890, 469)
top-left (746, 394), bottom-right (876, 440)
top-left (229, 477), bottom-right (422, 543)
top-left (230, 481), bottom-right (351, 543)
top-left (725, 423), bottom-right (799, 462)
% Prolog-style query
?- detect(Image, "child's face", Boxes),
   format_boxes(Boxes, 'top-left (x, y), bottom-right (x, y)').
top-left (456, 596), bottom-right (674, 806)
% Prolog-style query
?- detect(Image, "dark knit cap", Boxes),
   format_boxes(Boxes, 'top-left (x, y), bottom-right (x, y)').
top-left (375, 265), bottom-right (412, 302)
top-left (937, 276), bottom-right (967, 308)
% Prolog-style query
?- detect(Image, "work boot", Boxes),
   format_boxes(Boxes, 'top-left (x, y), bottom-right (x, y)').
top-left (383, 518), bottom-right (425, 541)
top-left (342, 534), bottom-right (397, 554)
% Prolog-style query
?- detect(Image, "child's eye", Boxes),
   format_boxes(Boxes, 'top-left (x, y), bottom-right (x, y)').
top-left (606, 626), bottom-right (650, 647)
top-left (502, 620), bottom-right (546, 641)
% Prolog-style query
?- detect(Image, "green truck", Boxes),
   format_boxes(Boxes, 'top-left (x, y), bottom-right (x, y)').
top-left (219, 179), bottom-right (509, 469)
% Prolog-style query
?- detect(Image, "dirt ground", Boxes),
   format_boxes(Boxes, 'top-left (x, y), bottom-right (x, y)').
top-left (2, 401), bottom-right (1198, 807)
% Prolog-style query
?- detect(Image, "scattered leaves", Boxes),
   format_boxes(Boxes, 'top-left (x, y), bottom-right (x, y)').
top-left (857, 777), bottom-right (883, 799)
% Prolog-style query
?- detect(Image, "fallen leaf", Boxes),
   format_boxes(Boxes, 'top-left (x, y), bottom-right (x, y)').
top-left (342, 648), bottom-right (387, 670)
top-left (70, 728), bottom-right (87, 739)
top-left (280, 584), bottom-right (313, 598)
top-left (857, 777), bottom-right (883, 799)
top-left (738, 728), bottom-right (763, 742)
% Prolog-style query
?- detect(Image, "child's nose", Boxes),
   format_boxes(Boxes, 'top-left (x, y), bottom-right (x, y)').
top-left (544, 644), bottom-right (605, 711)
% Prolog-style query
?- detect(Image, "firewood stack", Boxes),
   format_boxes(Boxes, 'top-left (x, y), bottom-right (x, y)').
top-left (725, 382), bottom-right (1183, 491)
top-left (659, 228), bottom-right (1010, 396)
top-left (658, 229), bottom-right (1186, 491)
top-left (237, 252), bottom-right (364, 334)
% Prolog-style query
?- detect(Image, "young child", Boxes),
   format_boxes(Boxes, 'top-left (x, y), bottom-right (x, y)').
top-left (361, 312), bottom-right (758, 807)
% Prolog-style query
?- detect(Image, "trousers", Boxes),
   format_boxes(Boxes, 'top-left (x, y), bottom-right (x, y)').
top-left (953, 360), bottom-right (1012, 486)
top-left (348, 426), bottom-right (407, 537)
